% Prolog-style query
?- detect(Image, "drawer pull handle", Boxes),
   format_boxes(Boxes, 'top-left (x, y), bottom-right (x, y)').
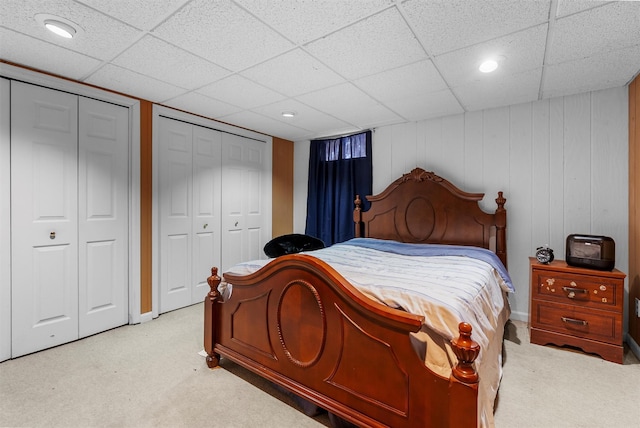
top-left (561, 317), bottom-right (588, 326)
top-left (562, 287), bottom-right (588, 298)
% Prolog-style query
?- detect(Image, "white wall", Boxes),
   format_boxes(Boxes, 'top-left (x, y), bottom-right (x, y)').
top-left (294, 86), bottom-right (629, 326)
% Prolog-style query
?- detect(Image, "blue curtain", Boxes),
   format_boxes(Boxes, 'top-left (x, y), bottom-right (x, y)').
top-left (305, 131), bottom-right (372, 246)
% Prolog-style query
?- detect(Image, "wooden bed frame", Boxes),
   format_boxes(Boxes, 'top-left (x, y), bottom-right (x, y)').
top-left (204, 168), bottom-right (507, 427)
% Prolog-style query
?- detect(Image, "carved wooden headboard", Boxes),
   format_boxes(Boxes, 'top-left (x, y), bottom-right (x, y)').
top-left (353, 168), bottom-right (507, 268)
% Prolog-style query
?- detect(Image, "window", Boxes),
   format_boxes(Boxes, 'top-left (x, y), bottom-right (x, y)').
top-left (305, 131), bottom-right (372, 246)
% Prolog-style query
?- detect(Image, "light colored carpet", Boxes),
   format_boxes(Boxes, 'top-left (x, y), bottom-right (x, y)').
top-left (1, 302), bottom-right (638, 427)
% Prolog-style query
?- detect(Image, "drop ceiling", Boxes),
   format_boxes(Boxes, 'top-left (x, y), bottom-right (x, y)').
top-left (1, 0), bottom-right (639, 141)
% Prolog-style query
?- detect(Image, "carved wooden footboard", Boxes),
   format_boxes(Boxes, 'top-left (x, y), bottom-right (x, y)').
top-left (204, 257), bottom-right (480, 427)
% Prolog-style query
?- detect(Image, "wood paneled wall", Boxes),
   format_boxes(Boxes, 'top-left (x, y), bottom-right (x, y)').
top-left (140, 100), bottom-right (153, 314)
top-left (294, 86), bottom-right (629, 324)
top-left (272, 137), bottom-right (294, 237)
top-left (629, 75), bottom-right (640, 346)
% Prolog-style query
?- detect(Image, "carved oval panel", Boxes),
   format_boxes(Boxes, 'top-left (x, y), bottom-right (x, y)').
top-left (277, 280), bottom-right (326, 367)
top-left (405, 197), bottom-right (435, 240)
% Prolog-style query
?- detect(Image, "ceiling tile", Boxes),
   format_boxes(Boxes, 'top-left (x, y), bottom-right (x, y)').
top-left (164, 91), bottom-right (243, 118)
top-left (240, 48), bottom-right (346, 97)
top-left (454, 68), bottom-right (542, 111)
top-left (435, 24), bottom-right (547, 88)
top-left (548, 1), bottom-right (640, 65)
top-left (555, 0), bottom-right (610, 18)
top-left (251, 99), bottom-right (355, 134)
top-left (384, 88), bottom-right (464, 122)
top-left (112, 35), bottom-right (230, 90)
top-left (355, 59), bottom-right (449, 102)
top-left (85, 64), bottom-right (187, 102)
top-left (235, 0), bottom-right (392, 44)
top-left (151, 0), bottom-right (294, 71)
top-left (0, 0), bottom-right (142, 60)
top-left (197, 75), bottom-right (287, 109)
top-left (0, 27), bottom-right (102, 80)
top-left (219, 110), bottom-right (314, 140)
top-left (297, 83), bottom-right (403, 128)
top-left (543, 44), bottom-right (640, 99)
top-left (75, 0), bottom-right (190, 31)
top-left (305, 7), bottom-right (427, 80)
top-left (401, 0), bottom-right (550, 55)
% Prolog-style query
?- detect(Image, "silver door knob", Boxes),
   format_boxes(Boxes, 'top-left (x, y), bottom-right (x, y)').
top-left (50, 231), bottom-right (56, 239)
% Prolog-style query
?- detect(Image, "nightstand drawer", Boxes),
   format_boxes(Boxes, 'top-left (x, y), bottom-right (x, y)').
top-left (531, 271), bottom-right (621, 309)
top-left (530, 300), bottom-right (622, 344)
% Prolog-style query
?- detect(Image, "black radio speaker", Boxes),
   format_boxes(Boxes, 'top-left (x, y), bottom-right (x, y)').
top-left (566, 234), bottom-right (615, 271)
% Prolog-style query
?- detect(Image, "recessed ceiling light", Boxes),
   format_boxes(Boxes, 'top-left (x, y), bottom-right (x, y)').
top-left (281, 111), bottom-right (296, 118)
top-left (479, 59), bottom-right (498, 73)
top-left (35, 14), bottom-right (82, 39)
top-left (44, 20), bottom-right (76, 38)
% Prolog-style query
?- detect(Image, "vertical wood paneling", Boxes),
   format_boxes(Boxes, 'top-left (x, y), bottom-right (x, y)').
top-left (390, 123), bottom-right (417, 180)
top-left (508, 103), bottom-right (533, 307)
top-left (416, 120), bottom-right (428, 168)
top-left (293, 140), bottom-right (309, 233)
top-left (629, 75), bottom-right (640, 346)
top-left (531, 99), bottom-right (551, 247)
top-left (549, 97), bottom-right (566, 254)
top-left (591, 88), bottom-right (628, 279)
top-left (272, 137), bottom-right (294, 237)
top-left (563, 92), bottom-right (592, 235)
top-left (463, 111), bottom-right (484, 189)
top-left (372, 126), bottom-right (393, 193)
top-left (140, 100), bottom-right (153, 314)
top-left (482, 107), bottom-right (510, 211)
top-left (423, 118), bottom-right (443, 170)
top-left (441, 115), bottom-right (465, 179)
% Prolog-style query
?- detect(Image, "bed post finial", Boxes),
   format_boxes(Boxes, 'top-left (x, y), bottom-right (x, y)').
top-left (204, 267), bottom-right (222, 368)
top-left (353, 194), bottom-right (363, 237)
top-left (450, 322), bottom-right (480, 384)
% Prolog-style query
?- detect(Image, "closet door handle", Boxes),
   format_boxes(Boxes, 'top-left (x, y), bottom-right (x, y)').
top-left (50, 231), bottom-right (56, 240)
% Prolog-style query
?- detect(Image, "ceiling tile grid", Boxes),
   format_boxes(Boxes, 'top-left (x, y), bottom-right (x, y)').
top-left (1, 0), bottom-right (639, 141)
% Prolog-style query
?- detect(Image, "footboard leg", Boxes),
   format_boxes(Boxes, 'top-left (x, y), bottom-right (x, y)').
top-left (204, 267), bottom-right (222, 368)
top-left (450, 322), bottom-right (480, 383)
top-left (449, 322), bottom-right (480, 427)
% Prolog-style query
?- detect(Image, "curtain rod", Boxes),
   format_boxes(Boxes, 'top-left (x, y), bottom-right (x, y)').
top-left (312, 128), bottom-right (374, 141)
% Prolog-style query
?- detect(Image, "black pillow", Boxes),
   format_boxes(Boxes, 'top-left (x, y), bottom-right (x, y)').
top-left (263, 234), bottom-right (325, 258)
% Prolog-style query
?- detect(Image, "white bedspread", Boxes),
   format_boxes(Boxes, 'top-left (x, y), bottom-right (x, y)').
top-left (225, 239), bottom-right (512, 427)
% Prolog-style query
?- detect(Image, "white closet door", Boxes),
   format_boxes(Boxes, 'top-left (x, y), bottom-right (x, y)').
top-left (0, 78), bottom-right (10, 362)
top-left (11, 82), bottom-right (79, 357)
top-left (221, 134), bottom-right (267, 272)
top-left (159, 118), bottom-right (193, 313)
top-left (191, 126), bottom-right (221, 303)
top-left (78, 97), bottom-right (129, 337)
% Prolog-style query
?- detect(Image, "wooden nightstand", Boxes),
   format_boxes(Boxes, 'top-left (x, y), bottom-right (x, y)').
top-left (529, 258), bottom-right (626, 364)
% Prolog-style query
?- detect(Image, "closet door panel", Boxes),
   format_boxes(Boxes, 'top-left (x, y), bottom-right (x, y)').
top-left (221, 134), bottom-right (266, 272)
top-left (11, 82), bottom-right (79, 357)
top-left (78, 97), bottom-right (129, 338)
top-left (192, 126), bottom-right (221, 302)
top-left (159, 118), bottom-right (193, 312)
top-left (0, 78), bottom-right (10, 362)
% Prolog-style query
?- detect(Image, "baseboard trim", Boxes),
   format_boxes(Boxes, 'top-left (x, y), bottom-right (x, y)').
top-left (139, 311), bottom-right (153, 324)
top-left (509, 309), bottom-right (528, 323)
